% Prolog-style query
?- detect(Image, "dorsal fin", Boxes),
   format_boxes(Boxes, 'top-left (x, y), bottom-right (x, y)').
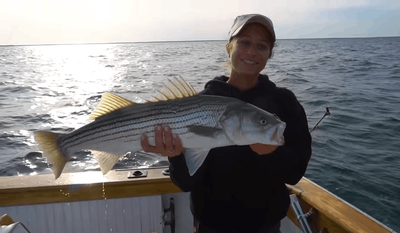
top-left (146, 76), bottom-right (198, 102)
top-left (88, 93), bottom-right (135, 121)
top-left (88, 76), bottom-right (196, 120)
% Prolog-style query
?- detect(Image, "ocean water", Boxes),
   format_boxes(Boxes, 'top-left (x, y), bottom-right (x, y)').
top-left (1, 37), bottom-right (399, 231)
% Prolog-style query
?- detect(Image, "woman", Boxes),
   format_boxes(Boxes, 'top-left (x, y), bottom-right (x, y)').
top-left (141, 14), bottom-right (312, 233)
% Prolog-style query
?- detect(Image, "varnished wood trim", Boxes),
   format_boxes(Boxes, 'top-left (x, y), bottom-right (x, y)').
top-left (0, 169), bottom-right (181, 206)
top-left (0, 214), bottom-right (15, 225)
top-left (0, 172), bottom-right (394, 233)
top-left (287, 177), bottom-right (394, 233)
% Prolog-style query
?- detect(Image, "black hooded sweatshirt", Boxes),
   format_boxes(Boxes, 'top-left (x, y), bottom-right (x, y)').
top-left (168, 74), bottom-right (312, 232)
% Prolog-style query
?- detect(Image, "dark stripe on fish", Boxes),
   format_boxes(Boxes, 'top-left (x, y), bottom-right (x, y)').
top-left (62, 96), bottom-right (213, 144)
top-left (61, 106), bottom-right (224, 148)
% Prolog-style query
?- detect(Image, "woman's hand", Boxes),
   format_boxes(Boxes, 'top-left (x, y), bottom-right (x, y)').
top-left (141, 125), bottom-right (183, 157)
top-left (250, 143), bottom-right (278, 155)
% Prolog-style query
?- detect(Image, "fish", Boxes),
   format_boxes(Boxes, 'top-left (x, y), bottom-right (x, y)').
top-left (34, 76), bottom-right (286, 179)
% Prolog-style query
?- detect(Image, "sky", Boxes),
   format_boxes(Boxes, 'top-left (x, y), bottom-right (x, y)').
top-left (0, 0), bottom-right (399, 45)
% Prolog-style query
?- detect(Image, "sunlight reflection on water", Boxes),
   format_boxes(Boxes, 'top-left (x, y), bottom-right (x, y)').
top-left (24, 44), bottom-right (131, 131)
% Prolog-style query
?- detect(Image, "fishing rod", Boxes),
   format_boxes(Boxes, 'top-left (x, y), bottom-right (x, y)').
top-left (290, 107), bottom-right (330, 233)
top-left (309, 107), bottom-right (330, 134)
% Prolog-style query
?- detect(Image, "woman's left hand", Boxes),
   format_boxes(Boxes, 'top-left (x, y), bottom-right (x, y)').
top-left (250, 143), bottom-right (278, 155)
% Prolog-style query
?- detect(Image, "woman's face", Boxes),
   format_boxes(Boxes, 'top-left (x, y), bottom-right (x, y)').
top-left (229, 24), bottom-right (271, 77)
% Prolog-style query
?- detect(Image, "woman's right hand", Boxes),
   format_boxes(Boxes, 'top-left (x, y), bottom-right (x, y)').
top-left (141, 125), bottom-right (183, 157)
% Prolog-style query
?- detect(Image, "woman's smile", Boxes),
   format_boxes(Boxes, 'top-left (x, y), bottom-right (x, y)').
top-left (242, 59), bottom-right (258, 65)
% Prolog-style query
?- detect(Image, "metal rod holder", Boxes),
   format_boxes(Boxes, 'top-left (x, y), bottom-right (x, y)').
top-left (290, 194), bottom-right (313, 233)
top-left (163, 198), bottom-right (175, 233)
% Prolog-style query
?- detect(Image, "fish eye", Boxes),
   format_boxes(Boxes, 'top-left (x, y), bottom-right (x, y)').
top-left (260, 118), bottom-right (267, 124)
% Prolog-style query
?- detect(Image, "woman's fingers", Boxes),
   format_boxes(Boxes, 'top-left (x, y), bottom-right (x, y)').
top-left (164, 126), bottom-right (174, 153)
top-left (154, 126), bottom-right (165, 152)
top-left (140, 125), bottom-right (183, 157)
top-left (140, 134), bottom-right (157, 153)
top-left (172, 134), bottom-right (183, 155)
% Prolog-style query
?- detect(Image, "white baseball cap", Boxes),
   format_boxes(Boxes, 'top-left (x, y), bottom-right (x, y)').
top-left (228, 14), bottom-right (276, 43)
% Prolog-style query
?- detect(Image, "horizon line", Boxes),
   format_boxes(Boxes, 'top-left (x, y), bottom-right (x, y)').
top-left (1, 35), bottom-right (399, 47)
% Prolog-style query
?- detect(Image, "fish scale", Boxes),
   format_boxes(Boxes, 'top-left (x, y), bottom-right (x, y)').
top-left (61, 95), bottom-right (222, 146)
top-left (62, 97), bottom-right (227, 149)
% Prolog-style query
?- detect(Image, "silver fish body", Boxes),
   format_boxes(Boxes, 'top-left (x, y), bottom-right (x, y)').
top-left (62, 95), bottom-right (231, 155)
top-left (34, 77), bottom-right (286, 179)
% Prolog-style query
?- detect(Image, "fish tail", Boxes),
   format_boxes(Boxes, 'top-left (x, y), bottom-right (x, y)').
top-left (34, 131), bottom-right (68, 179)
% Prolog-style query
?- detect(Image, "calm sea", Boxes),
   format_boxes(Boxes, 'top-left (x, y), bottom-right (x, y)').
top-left (1, 37), bottom-right (399, 231)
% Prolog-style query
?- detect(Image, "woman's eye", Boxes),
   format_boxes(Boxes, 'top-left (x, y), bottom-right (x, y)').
top-left (240, 40), bottom-right (251, 46)
top-left (258, 44), bottom-right (268, 51)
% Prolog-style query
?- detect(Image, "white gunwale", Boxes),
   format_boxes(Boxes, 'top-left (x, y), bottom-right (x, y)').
top-left (0, 169), bottom-right (395, 233)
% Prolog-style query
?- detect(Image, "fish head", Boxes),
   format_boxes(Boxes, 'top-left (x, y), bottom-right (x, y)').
top-left (220, 103), bottom-right (286, 146)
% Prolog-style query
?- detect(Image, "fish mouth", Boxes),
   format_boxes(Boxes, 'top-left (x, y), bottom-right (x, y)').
top-left (271, 122), bottom-right (286, 145)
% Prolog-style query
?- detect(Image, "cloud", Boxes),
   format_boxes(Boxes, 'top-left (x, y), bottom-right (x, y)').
top-left (1, 0), bottom-right (399, 44)
top-left (276, 5), bottom-right (400, 38)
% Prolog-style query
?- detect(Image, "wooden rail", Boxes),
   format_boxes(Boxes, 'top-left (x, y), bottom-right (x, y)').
top-left (287, 178), bottom-right (394, 233)
top-left (0, 169), bottom-right (180, 206)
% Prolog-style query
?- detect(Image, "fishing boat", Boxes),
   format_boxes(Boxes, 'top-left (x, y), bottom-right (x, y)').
top-left (0, 166), bottom-right (395, 233)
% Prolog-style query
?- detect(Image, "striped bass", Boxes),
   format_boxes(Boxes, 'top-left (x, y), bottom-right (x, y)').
top-left (34, 76), bottom-right (286, 179)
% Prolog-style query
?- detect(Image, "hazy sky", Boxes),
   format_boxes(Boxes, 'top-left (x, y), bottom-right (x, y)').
top-left (1, 0), bottom-right (399, 45)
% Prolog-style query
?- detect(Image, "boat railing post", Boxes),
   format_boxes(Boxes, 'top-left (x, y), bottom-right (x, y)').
top-left (290, 194), bottom-right (314, 233)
